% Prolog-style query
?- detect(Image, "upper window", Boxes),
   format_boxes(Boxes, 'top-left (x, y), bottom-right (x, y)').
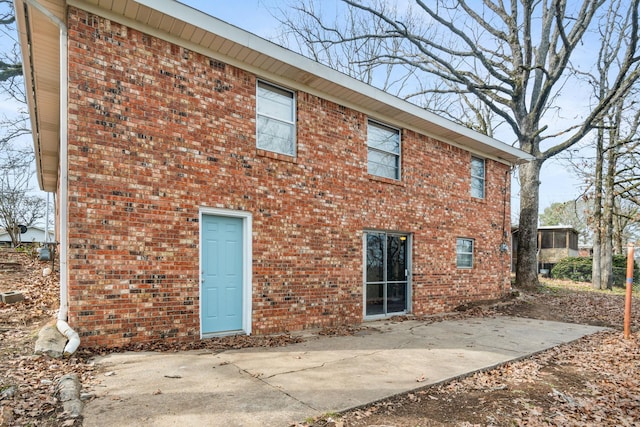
top-left (256, 81), bottom-right (296, 156)
top-left (367, 120), bottom-right (400, 180)
top-left (471, 156), bottom-right (485, 199)
top-left (456, 238), bottom-right (474, 269)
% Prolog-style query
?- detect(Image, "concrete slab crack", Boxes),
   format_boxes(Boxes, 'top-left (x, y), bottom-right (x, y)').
top-left (230, 362), bottom-right (320, 411)
top-left (234, 349), bottom-right (389, 381)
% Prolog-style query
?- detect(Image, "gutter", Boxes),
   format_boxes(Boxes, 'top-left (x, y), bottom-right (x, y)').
top-left (21, 0), bottom-right (79, 356)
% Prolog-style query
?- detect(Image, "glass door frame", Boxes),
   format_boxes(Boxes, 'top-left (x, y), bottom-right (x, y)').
top-left (362, 230), bottom-right (412, 319)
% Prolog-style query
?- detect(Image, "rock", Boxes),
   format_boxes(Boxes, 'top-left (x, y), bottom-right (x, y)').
top-left (56, 374), bottom-right (83, 418)
top-left (80, 392), bottom-right (96, 401)
top-left (0, 386), bottom-right (17, 400)
top-left (34, 323), bottom-right (67, 358)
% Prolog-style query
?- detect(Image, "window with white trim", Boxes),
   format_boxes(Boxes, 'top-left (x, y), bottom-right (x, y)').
top-left (256, 80), bottom-right (296, 156)
top-left (367, 120), bottom-right (400, 180)
top-left (456, 238), bottom-right (474, 268)
top-left (471, 156), bottom-right (485, 198)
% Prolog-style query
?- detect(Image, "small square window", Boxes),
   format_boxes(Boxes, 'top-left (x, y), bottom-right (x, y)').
top-left (256, 81), bottom-right (296, 156)
top-left (456, 238), bottom-right (474, 268)
top-left (367, 120), bottom-right (400, 180)
top-left (471, 156), bottom-right (485, 199)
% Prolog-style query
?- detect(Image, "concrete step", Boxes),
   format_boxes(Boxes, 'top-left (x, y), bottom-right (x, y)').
top-left (0, 262), bottom-right (22, 273)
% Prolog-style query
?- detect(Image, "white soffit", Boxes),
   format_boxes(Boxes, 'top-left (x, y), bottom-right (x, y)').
top-left (14, 0), bottom-right (65, 192)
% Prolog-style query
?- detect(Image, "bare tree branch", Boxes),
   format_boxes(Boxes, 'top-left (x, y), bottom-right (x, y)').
top-left (276, 0), bottom-right (640, 289)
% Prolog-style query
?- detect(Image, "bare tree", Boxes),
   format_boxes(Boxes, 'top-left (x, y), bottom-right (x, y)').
top-left (613, 107), bottom-right (640, 209)
top-left (276, 0), bottom-right (507, 137)
top-left (0, 166), bottom-right (45, 246)
top-left (0, 0), bottom-right (22, 91)
top-left (0, 0), bottom-right (29, 154)
top-left (277, 0), bottom-right (418, 94)
top-left (277, 0), bottom-right (640, 290)
top-left (569, 93), bottom-right (639, 288)
top-left (596, 100), bottom-right (640, 288)
top-left (0, 0), bottom-right (44, 245)
top-left (613, 199), bottom-right (640, 254)
top-left (575, 0), bottom-right (640, 290)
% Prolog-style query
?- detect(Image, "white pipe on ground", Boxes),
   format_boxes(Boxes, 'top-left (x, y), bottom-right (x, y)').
top-left (57, 319), bottom-right (80, 356)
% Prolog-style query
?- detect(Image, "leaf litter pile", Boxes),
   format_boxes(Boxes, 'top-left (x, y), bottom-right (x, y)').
top-left (1, 249), bottom-right (639, 426)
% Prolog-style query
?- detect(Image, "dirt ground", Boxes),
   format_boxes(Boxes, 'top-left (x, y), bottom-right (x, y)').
top-left (1, 248), bottom-right (639, 426)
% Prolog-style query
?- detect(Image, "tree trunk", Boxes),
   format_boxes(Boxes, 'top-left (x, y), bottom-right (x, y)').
top-left (592, 230), bottom-right (602, 288)
top-left (592, 127), bottom-right (604, 289)
top-left (515, 159), bottom-right (542, 290)
top-left (613, 207), bottom-right (624, 255)
top-left (602, 143), bottom-right (617, 289)
top-left (602, 198), bottom-right (614, 289)
top-left (7, 225), bottom-right (20, 247)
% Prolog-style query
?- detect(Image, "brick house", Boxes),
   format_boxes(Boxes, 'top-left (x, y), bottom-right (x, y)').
top-left (15, 0), bottom-right (532, 348)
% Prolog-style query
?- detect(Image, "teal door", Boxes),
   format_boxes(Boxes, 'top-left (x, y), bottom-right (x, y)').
top-left (201, 215), bottom-right (244, 334)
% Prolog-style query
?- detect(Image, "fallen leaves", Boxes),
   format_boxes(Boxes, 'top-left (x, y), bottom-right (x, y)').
top-left (0, 250), bottom-right (90, 427)
top-left (496, 281), bottom-right (640, 330)
top-left (77, 332), bottom-right (304, 357)
top-left (0, 250), bottom-right (59, 327)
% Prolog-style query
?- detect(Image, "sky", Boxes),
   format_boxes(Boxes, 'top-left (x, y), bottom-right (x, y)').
top-left (177, 0), bottom-right (591, 222)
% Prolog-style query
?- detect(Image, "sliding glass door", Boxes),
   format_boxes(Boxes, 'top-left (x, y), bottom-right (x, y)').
top-left (365, 232), bottom-right (410, 317)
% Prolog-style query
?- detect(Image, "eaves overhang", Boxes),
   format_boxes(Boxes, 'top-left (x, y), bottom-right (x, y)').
top-left (14, 0), bottom-right (65, 192)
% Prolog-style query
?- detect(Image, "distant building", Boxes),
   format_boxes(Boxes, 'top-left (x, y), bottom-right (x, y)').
top-left (512, 225), bottom-right (579, 274)
top-left (0, 226), bottom-right (55, 247)
top-left (578, 245), bottom-right (593, 257)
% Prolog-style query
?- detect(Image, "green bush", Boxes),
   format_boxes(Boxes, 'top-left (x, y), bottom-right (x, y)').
top-left (612, 254), bottom-right (640, 287)
top-left (551, 257), bottom-right (592, 282)
top-left (551, 255), bottom-right (640, 286)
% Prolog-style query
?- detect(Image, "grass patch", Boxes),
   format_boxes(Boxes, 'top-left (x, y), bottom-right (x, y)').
top-left (540, 278), bottom-right (640, 296)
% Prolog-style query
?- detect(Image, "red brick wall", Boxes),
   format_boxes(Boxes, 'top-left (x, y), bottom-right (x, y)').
top-left (65, 8), bottom-right (511, 348)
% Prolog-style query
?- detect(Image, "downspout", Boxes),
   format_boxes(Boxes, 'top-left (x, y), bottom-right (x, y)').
top-left (23, 0), bottom-right (79, 356)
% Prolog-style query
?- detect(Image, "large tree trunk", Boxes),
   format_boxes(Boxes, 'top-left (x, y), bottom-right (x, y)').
top-left (515, 159), bottom-right (542, 290)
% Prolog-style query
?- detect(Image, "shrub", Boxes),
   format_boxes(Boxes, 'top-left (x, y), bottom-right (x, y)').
top-left (551, 257), bottom-right (592, 282)
top-left (551, 255), bottom-right (640, 286)
top-left (612, 254), bottom-right (640, 287)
